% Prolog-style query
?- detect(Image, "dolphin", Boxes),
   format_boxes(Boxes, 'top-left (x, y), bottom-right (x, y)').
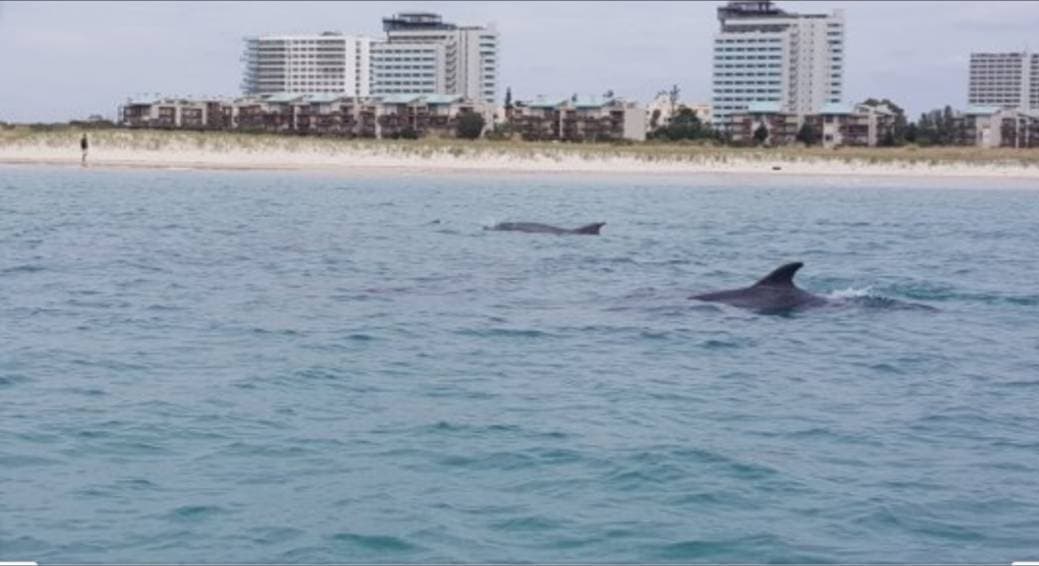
top-left (486, 222), bottom-right (605, 235)
top-left (689, 262), bottom-right (827, 313)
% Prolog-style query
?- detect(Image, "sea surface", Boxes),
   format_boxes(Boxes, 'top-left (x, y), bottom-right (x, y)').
top-left (2, 164), bottom-right (1038, 563)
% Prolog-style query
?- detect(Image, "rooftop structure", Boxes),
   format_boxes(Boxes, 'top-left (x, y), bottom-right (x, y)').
top-left (382, 12), bottom-right (457, 32)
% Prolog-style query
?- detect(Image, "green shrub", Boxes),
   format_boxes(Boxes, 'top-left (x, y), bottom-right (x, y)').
top-left (456, 112), bottom-right (485, 140)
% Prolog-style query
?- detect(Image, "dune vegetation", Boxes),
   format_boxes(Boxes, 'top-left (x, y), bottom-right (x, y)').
top-left (3, 125), bottom-right (1039, 172)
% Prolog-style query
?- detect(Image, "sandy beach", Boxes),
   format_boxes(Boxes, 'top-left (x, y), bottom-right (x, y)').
top-left (3, 129), bottom-right (1039, 180)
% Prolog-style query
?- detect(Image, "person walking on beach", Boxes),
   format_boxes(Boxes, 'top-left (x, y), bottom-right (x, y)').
top-left (80, 133), bottom-right (89, 166)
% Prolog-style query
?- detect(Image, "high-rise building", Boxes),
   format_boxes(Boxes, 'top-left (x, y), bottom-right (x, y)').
top-left (375, 13), bottom-right (498, 104)
top-left (711, 0), bottom-right (845, 129)
top-left (968, 52), bottom-right (1039, 111)
top-left (370, 42), bottom-right (447, 97)
top-left (242, 32), bottom-right (371, 97)
top-left (242, 14), bottom-right (498, 104)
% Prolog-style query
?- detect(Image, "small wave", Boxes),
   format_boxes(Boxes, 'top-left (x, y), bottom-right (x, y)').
top-left (1005, 294), bottom-right (1039, 306)
top-left (218, 441), bottom-right (308, 458)
top-left (419, 421), bottom-right (568, 442)
top-left (0, 374), bottom-right (31, 388)
top-left (437, 450), bottom-right (538, 471)
top-left (0, 451), bottom-right (63, 467)
top-left (700, 337), bottom-right (755, 349)
top-left (1, 264), bottom-right (46, 275)
top-left (455, 327), bottom-right (553, 338)
top-left (329, 532), bottom-right (420, 552)
top-left (653, 533), bottom-right (790, 560)
top-left (247, 526), bottom-right (305, 546)
top-left (824, 287), bottom-right (939, 311)
top-left (117, 478), bottom-right (160, 490)
top-left (167, 504), bottom-right (227, 522)
top-left (489, 515), bottom-right (566, 532)
top-left (295, 367), bottom-right (346, 381)
top-left (249, 327), bottom-right (302, 337)
top-left (346, 333), bottom-right (377, 341)
top-left (63, 386), bottom-right (107, 397)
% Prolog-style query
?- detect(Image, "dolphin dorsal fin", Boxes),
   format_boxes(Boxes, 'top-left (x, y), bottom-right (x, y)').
top-left (572, 222), bottom-right (605, 235)
top-left (752, 262), bottom-right (804, 288)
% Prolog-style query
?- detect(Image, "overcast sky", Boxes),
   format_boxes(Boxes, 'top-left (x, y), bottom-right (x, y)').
top-left (1, 1), bottom-right (1037, 122)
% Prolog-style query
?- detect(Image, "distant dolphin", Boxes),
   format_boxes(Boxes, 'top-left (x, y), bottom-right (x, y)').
top-left (689, 262), bottom-right (827, 313)
top-left (486, 222), bottom-right (606, 235)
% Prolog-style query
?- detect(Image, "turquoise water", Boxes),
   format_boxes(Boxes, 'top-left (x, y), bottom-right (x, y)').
top-left (2, 165), bottom-right (1038, 563)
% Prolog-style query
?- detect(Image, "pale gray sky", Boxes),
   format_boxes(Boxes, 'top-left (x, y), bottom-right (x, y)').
top-left (1, 1), bottom-right (1037, 122)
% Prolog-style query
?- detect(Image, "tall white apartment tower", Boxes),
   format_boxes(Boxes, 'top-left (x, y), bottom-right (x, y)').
top-left (375, 13), bottom-right (499, 103)
top-left (242, 32), bottom-right (371, 96)
top-left (968, 52), bottom-right (1039, 111)
top-left (711, 0), bottom-right (845, 129)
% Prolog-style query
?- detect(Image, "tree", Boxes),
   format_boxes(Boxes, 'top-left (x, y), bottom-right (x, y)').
top-left (504, 87), bottom-right (513, 111)
top-left (668, 106), bottom-right (703, 139)
top-left (456, 111), bottom-right (486, 140)
top-left (668, 84), bottom-right (680, 116)
top-left (649, 108), bottom-right (662, 130)
top-left (941, 105), bottom-right (955, 145)
top-left (651, 106), bottom-right (710, 141)
top-left (795, 122), bottom-right (819, 145)
top-left (910, 106), bottom-right (965, 146)
top-left (904, 122), bottom-right (919, 144)
top-left (753, 122), bottom-right (769, 145)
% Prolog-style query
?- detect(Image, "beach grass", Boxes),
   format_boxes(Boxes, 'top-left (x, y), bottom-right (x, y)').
top-left (3, 125), bottom-right (1039, 169)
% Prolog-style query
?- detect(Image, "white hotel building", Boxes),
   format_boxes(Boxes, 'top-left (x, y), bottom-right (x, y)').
top-left (711, 0), bottom-right (845, 130)
top-left (242, 13), bottom-right (498, 104)
top-left (241, 32), bottom-right (371, 96)
top-left (968, 51), bottom-right (1039, 111)
top-left (375, 13), bottom-right (498, 104)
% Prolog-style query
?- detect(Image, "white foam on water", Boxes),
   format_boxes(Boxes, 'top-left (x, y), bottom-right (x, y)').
top-left (825, 286), bottom-right (875, 300)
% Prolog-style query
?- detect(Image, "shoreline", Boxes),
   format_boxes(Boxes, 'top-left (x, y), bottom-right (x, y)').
top-left (3, 130), bottom-right (1039, 181)
top-left (4, 153), bottom-right (1039, 183)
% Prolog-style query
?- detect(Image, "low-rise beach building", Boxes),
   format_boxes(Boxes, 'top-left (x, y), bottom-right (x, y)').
top-left (510, 95), bottom-right (646, 142)
top-left (960, 106), bottom-right (1039, 148)
top-left (121, 97), bottom-right (232, 130)
top-left (802, 102), bottom-right (898, 148)
top-left (120, 94), bottom-right (492, 139)
top-left (726, 101), bottom-right (799, 145)
top-left (727, 100), bottom-right (898, 147)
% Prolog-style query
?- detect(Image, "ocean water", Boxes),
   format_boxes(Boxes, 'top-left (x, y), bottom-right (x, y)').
top-left (2, 164), bottom-right (1038, 563)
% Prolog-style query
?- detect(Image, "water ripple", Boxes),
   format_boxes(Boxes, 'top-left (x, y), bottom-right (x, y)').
top-left (3, 166), bottom-right (1038, 562)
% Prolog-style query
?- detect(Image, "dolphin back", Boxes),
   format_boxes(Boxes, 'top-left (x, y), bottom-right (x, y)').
top-left (488, 221), bottom-right (604, 235)
top-left (690, 261), bottom-right (826, 312)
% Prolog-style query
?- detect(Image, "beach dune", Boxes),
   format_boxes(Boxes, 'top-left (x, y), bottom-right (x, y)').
top-left (2, 129), bottom-right (1039, 179)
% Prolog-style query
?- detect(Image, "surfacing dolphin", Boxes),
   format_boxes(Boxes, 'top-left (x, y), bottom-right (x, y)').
top-left (689, 261), bottom-right (827, 313)
top-left (486, 222), bottom-right (606, 235)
